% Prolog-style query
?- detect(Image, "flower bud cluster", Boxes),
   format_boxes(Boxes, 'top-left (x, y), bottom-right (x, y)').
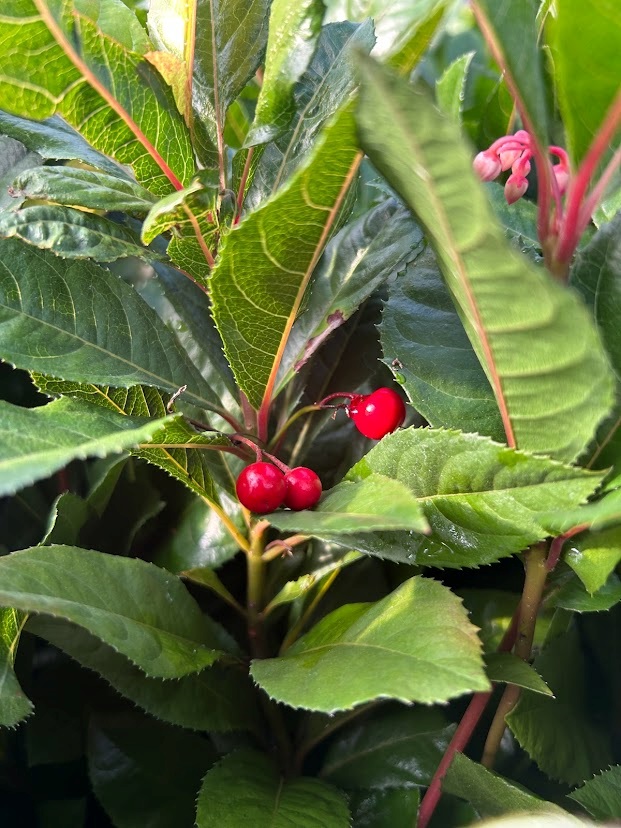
top-left (473, 130), bottom-right (570, 206)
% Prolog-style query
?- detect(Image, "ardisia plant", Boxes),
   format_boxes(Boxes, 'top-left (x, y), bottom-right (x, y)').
top-left (2, 1), bottom-right (621, 827)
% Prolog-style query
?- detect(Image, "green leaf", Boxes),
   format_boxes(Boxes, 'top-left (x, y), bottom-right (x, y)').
top-left (569, 765), bottom-right (621, 821)
top-left (251, 576), bottom-right (488, 712)
top-left (0, 205), bottom-right (159, 263)
top-left (347, 788), bottom-right (420, 828)
top-left (277, 199), bottom-right (424, 389)
top-left (0, 607), bottom-right (33, 728)
top-left (333, 428), bottom-right (603, 569)
top-left (484, 183), bottom-right (540, 252)
top-left (0, 396), bottom-right (172, 496)
top-left (270, 473), bottom-right (429, 535)
top-left (379, 246), bottom-right (505, 441)
top-left (472, 0), bottom-right (548, 148)
top-left (211, 104), bottom-right (361, 410)
top-left (0, 239), bottom-right (221, 410)
top-left (245, 19), bottom-right (375, 209)
top-left (89, 712), bottom-right (215, 828)
top-left (10, 166), bottom-right (157, 214)
top-left (436, 52), bottom-right (474, 122)
top-left (0, 0), bottom-right (194, 195)
top-left (355, 56), bottom-right (615, 462)
top-left (0, 135), bottom-right (42, 212)
top-left (42, 492), bottom-right (93, 546)
top-left (484, 653), bottom-right (552, 696)
top-left (245, 0), bottom-right (324, 146)
top-left (549, 0), bottom-right (621, 164)
top-left (549, 572), bottom-right (621, 614)
top-left (196, 748), bottom-right (351, 828)
top-left (0, 110), bottom-right (129, 178)
top-left (507, 627), bottom-right (614, 785)
top-left (29, 616), bottom-right (258, 733)
top-left (0, 545), bottom-right (226, 679)
top-left (319, 707), bottom-right (454, 789)
top-left (147, 0), bottom-right (270, 164)
top-left (536, 488), bottom-right (621, 535)
top-left (565, 528), bottom-right (621, 594)
top-left (443, 753), bottom-right (567, 818)
top-left (264, 551), bottom-right (361, 614)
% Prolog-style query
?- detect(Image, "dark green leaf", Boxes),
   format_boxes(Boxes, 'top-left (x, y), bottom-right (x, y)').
top-left (379, 246), bottom-right (504, 440)
top-left (11, 166), bottom-right (157, 214)
top-left (565, 528), bottom-right (621, 594)
top-left (0, 545), bottom-right (226, 679)
top-left (0, 205), bottom-right (159, 262)
top-left (278, 199), bottom-right (424, 389)
top-left (484, 182), bottom-right (540, 252)
top-left (0, 239), bottom-right (221, 410)
top-left (356, 56), bottom-right (614, 462)
top-left (0, 135), bottom-right (41, 212)
top-left (211, 105), bottom-right (361, 409)
top-left (507, 627), bottom-right (614, 785)
top-left (29, 616), bottom-right (258, 733)
top-left (569, 765), bottom-right (621, 820)
top-left (251, 577), bottom-right (488, 712)
top-left (0, 607), bottom-right (33, 728)
top-left (331, 428), bottom-right (602, 569)
top-left (549, 0), bottom-right (621, 164)
top-left (89, 712), bottom-right (215, 828)
top-left (245, 0), bottom-right (324, 146)
top-left (443, 753), bottom-right (567, 817)
top-left (42, 492), bottom-right (94, 546)
top-left (196, 748), bottom-right (351, 827)
top-left (0, 396), bottom-right (171, 496)
top-left (484, 653), bottom-right (552, 696)
top-left (436, 52), bottom-right (474, 122)
top-left (320, 707), bottom-right (453, 789)
top-left (549, 572), bottom-right (621, 614)
top-left (347, 788), bottom-right (420, 828)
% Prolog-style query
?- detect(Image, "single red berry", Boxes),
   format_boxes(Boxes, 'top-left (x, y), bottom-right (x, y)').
top-left (348, 387), bottom-right (406, 439)
top-left (236, 462), bottom-right (286, 514)
top-left (284, 467), bottom-right (322, 511)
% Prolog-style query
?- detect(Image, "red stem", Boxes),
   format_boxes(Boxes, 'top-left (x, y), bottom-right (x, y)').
top-left (545, 524), bottom-right (589, 570)
top-left (556, 89), bottom-right (621, 263)
top-left (235, 147), bottom-right (254, 223)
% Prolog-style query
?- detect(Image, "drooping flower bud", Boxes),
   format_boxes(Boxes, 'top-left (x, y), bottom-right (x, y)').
top-left (498, 149), bottom-right (522, 171)
top-left (505, 174), bottom-right (529, 205)
top-left (552, 163), bottom-right (569, 196)
top-left (512, 150), bottom-right (532, 178)
top-left (473, 150), bottom-right (501, 181)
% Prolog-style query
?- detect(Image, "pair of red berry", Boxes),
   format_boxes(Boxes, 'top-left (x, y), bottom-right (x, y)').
top-left (236, 463), bottom-right (322, 514)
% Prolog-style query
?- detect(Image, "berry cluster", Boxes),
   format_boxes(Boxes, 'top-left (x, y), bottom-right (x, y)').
top-left (234, 387), bottom-right (406, 514)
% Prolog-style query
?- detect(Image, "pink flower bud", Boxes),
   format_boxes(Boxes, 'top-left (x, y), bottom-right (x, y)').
top-left (499, 149), bottom-right (522, 171)
top-left (513, 130), bottom-right (531, 145)
top-left (552, 163), bottom-right (569, 196)
top-left (473, 150), bottom-right (501, 181)
top-left (505, 174), bottom-right (529, 205)
top-left (512, 152), bottom-right (531, 177)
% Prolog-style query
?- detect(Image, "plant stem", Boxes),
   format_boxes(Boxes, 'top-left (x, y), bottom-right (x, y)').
top-left (235, 147), bottom-right (254, 223)
top-left (481, 543), bottom-right (548, 768)
top-left (268, 405), bottom-right (321, 452)
top-left (262, 534), bottom-right (309, 564)
top-left (247, 520), bottom-right (269, 657)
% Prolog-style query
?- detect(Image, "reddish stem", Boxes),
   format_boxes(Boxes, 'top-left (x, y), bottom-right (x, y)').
top-left (315, 392), bottom-right (356, 406)
top-left (545, 524), bottom-right (589, 570)
top-left (235, 147), bottom-right (254, 223)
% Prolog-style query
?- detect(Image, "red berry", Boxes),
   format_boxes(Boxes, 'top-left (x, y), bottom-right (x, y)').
top-left (236, 462), bottom-right (286, 514)
top-left (348, 388), bottom-right (406, 440)
top-left (284, 467), bottom-right (322, 511)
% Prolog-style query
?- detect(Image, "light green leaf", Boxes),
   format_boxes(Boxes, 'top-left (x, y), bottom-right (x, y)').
top-left (549, 572), bottom-right (621, 614)
top-left (268, 473), bottom-right (429, 535)
top-left (211, 105), bottom-right (361, 410)
top-left (569, 765), bottom-right (621, 821)
top-left (471, 0), bottom-right (549, 148)
top-left (565, 528), bottom-right (621, 594)
top-left (334, 428), bottom-right (603, 569)
top-left (29, 616), bottom-right (258, 733)
top-left (0, 545), bottom-right (226, 679)
top-left (0, 397), bottom-right (172, 496)
top-left (89, 712), bottom-right (215, 828)
top-left (245, 19), bottom-right (375, 209)
top-left (0, 135), bottom-right (42, 212)
top-left (245, 0), bottom-right (324, 147)
top-left (379, 246), bottom-right (505, 441)
top-left (0, 607), bottom-right (33, 728)
top-left (0, 0), bottom-right (194, 195)
top-left (356, 56), bottom-right (615, 462)
top-left (196, 748), bottom-right (351, 828)
top-left (319, 707), bottom-right (454, 789)
top-left (485, 652), bottom-right (553, 696)
top-left (484, 182), bottom-right (540, 252)
top-left (0, 239), bottom-right (221, 410)
top-left (507, 627), bottom-right (613, 785)
top-left (251, 576), bottom-right (489, 712)
top-left (549, 0), bottom-right (621, 164)
top-left (264, 551), bottom-right (361, 614)
top-left (436, 52), bottom-right (474, 122)
top-left (0, 205), bottom-right (159, 262)
top-left (536, 489), bottom-right (621, 535)
top-left (443, 753), bottom-right (567, 818)
top-left (42, 491), bottom-right (93, 546)
top-left (277, 199), bottom-right (424, 389)
top-left (11, 166), bottom-right (157, 214)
